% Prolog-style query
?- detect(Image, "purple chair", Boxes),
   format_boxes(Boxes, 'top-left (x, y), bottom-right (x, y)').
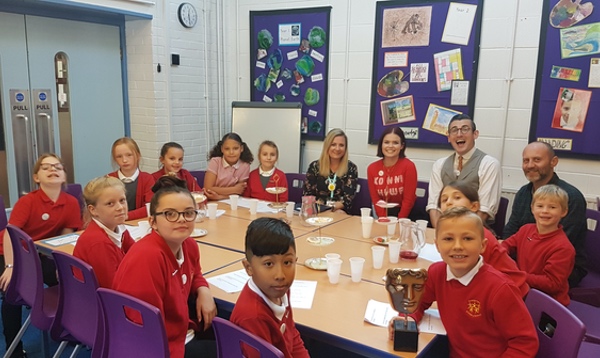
top-left (1, 195), bottom-right (7, 231)
top-left (567, 301), bottom-right (600, 344)
top-left (211, 317), bottom-right (284, 358)
top-left (350, 178), bottom-right (371, 216)
top-left (570, 209), bottom-right (600, 306)
top-left (189, 170), bottom-right (206, 188)
top-left (578, 341), bottom-right (600, 357)
top-left (93, 288), bottom-right (169, 358)
top-left (4, 225), bottom-right (60, 358)
top-left (65, 183), bottom-right (85, 215)
top-left (408, 180), bottom-right (430, 223)
top-left (50, 251), bottom-right (100, 357)
top-left (285, 172), bottom-right (305, 204)
top-left (490, 196), bottom-right (509, 238)
top-left (525, 289), bottom-right (586, 358)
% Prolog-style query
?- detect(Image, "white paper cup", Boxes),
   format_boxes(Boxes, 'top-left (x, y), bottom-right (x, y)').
top-left (325, 253), bottom-right (341, 261)
top-left (416, 219), bottom-right (428, 231)
top-left (388, 240), bottom-right (401, 264)
top-left (371, 246), bottom-right (386, 269)
top-left (360, 207), bottom-right (371, 218)
top-left (207, 203), bottom-right (218, 220)
top-left (286, 201), bottom-right (295, 218)
top-left (349, 257), bottom-right (365, 283)
top-left (386, 219), bottom-right (397, 236)
top-left (327, 258), bottom-right (343, 284)
top-left (361, 217), bottom-right (373, 239)
top-left (145, 202), bottom-right (151, 217)
top-left (229, 195), bottom-right (239, 210)
top-left (248, 199), bottom-right (259, 215)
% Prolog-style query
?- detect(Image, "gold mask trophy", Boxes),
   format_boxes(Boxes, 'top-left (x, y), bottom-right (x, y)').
top-left (385, 268), bottom-right (428, 352)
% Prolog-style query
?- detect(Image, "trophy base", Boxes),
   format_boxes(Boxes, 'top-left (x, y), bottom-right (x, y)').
top-left (393, 320), bottom-right (418, 352)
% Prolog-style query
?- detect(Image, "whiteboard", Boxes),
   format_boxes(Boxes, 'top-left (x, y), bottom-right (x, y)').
top-left (232, 102), bottom-right (302, 173)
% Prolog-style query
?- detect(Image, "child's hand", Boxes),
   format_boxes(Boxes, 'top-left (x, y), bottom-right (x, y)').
top-left (233, 181), bottom-right (247, 195)
top-left (0, 269), bottom-right (12, 291)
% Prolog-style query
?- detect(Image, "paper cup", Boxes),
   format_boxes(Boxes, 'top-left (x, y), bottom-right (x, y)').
top-left (361, 217), bottom-right (373, 239)
top-left (327, 258), bottom-right (343, 284)
top-left (349, 257), bottom-right (365, 283)
top-left (325, 253), bottom-right (341, 261)
top-left (248, 199), bottom-right (259, 215)
top-left (386, 219), bottom-right (397, 236)
top-left (371, 246), bottom-right (386, 269)
top-left (360, 207), bottom-right (371, 218)
top-left (229, 195), bottom-right (239, 210)
top-left (416, 219), bottom-right (428, 231)
top-left (286, 201), bottom-right (295, 218)
top-left (207, 203), bottom-right (218, 220)
top-left (388, 240), bottom-right (401, 264)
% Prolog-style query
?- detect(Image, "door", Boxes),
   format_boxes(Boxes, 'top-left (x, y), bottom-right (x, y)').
top-left (0, 13), bottom-right (125, 205)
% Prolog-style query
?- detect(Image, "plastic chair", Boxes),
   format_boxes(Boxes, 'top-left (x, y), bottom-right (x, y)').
top-left (578, 341), bottom-right (600, 357)
top-left (50, 251), bottom-right (100, 358)
top-left (350, 178), bottom-right (371, 216)
top-left (212, 317), bottom-right (284, 358)
top-left (567, 300), bottom-right (600, 344)
top-left (490, 196), bottom-right (509, 238)
top-left (570, 209), bottom-right (600, 306)
top-left (408, 181), bottom-right (429, 223)
top-left (3, 225), bottom-right (60, 358)
top-left (93, 288), bottom-right (169, 358)
top-left (65, 183), bottom-right (85, 215)
top-left (190, 170), bottom-right (206, 188)
top-left (525, 289), bottom-right (586, 358)
top-left (0, 195), bottom-right (7, 231)
top-left (285, 172), bottom-right (305, 204)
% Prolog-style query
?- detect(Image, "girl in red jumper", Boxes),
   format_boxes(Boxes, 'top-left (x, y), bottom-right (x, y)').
top-left (151, 142), bottom-right (201, 192)
top-left (107, 137), bottom-right (155, 220)
top-left (243, 140), bottom-right (288, 202)
top-left (73, 176), bottom-right (136, 288)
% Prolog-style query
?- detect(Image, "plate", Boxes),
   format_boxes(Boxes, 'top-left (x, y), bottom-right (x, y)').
top-left (306, 236), bottom-right (335, 246)
top-left (190, 228), bottom-right (207, 238)
top-left (373, 236), bottom-right (390, 245)
top-left (376, 200), bottom-right (399, 208)
top-left (375, 217), bottom-right (398, 226)
top-left (304, 257), bottom-right (327, 270)
top-left (305, 217), bottom-right (334, 226)
top-left (265, 187), bottom-right (287, 194)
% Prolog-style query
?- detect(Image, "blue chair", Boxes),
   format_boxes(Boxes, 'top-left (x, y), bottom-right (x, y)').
top-left (212, 317), bottom-right (284, 358)
top-left (490, 197), bottom-right (509, 238)
top-left (285, 172), bottom-right (305, 204)
top-left (408, 181), bottom-right (429, 223)
top-left (190, 170), bottom-right (206, 188)
top-left (350, 178), bottom-right (371, 216)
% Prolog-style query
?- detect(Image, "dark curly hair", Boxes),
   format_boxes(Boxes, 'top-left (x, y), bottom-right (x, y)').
top-left (207, 132), bottom-right (254, 164)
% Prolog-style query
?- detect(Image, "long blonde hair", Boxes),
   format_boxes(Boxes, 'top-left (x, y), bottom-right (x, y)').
top-left (319, 128), bottom-right (349, 177)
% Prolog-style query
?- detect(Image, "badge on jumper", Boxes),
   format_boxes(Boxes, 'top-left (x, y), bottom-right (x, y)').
top-left (379, 170), bottom-right (384, 176)
top-left (41, 213), bottom-right (50, 221)
top-left (182, 274), bottom-right (187, 285)
top-left (327, 182), bottom-right (335, 191)
top-left (280, 323), bottom-right (286, 334)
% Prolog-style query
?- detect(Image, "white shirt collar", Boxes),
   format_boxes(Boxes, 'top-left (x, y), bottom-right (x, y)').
top-left (175, 248), bottom-right (184, 267)
top-left (259, 166), bottom-right (275, 177)
top-left (222, 159), bottom-right (240, 169)
top-left (248, 277), bottom-right (289, 320)
top-left (118, 168), bottom-right (139, 182)
top-left (446, 256), bottom-right (484, 286)
top-left (92, 218), bottom-right (127, 248)
top-left (456, 146), bottom-right (476, 162)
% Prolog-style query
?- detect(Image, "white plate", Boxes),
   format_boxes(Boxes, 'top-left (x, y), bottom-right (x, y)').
top-left (376, 200), bottom-right (399, 208)
top-left (373, 237), bottom-right (390, 245)
top-left (306, 236), bottom-right (335, 246)
top-left (265, 187), bottom-right (287, 194)
top-left (305, 217), bottom-right (334, 226)
top-left (304, 257), bottom-right (327, 270)
top-left (375, 217), bottom-right (398, 226)
top-left (191, 228), bottom-right (208, 238)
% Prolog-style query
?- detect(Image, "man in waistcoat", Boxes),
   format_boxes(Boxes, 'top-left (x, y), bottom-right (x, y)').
top-left (503, 141), bottom-right (587, 286)
top-left (426, 114), bottom-right (502, 227)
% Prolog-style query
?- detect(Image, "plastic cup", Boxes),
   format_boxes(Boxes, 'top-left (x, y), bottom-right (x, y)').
top-left (416, 219), bottom-right (428, 231)
top-left (207, 203), bottom-right (218, 220)
top-left (387, 219), bottom-right (397, 236)
top-left (248, 199), bottom-right (259, 215)
top-left (361, 217), bottom-right (373, 239)
top-left (327, 258), bottom-right (343, 284)
top-left (229, 195), bottom-right (239, 210)
top-left (286, 201), bottom-right (295, 218)
top-left (349, 257), bottom-right (365, 283)
top-left (145, 202), bottom-right (151, 217)
top-left (325, 253), bottom-right (340, 261)
top-left (388, 240), bottom-right (401, 264)
top-left (360, 207), bottom-right (371, 218)
top-left (371, 246), bottom-right (386, 269)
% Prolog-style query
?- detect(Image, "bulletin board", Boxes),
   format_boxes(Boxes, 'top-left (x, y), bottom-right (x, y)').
top-left (368, 0), bottom-right (483, 145)
top-left (250, 7), bottom-right (331, 141)
top-left (530, 0), bottom-right (600, 159)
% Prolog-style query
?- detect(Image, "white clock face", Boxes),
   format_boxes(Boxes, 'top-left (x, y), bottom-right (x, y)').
top-left (178, 3), bottom-right (198, 28)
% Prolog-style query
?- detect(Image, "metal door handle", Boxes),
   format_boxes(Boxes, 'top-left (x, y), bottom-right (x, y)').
top-left (16, 114), bottom-right (35, 164)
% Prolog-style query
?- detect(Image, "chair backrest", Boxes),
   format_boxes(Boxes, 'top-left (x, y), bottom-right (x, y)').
top-left (212, 317), bottom-right (284, 358)
top-left (94, 288), bottom-right (169, 358)
top-left (408, 181), bottom-right (429, 222)
top-left (189, 170), bottom-right (206, 188)
top-left (4, 225), bottom-right (54, 329)
top-left (285, 172), bottom-right (305, 204)
top-left (525, 289), bottom-right (586, 358)
top-left (0, 195), bottom-right (7, 231)
top-left (489, 196), bottom-right (509, 238)
top-left (350, 178), bottom-right (371, 216)
top-left (50, 251), bottom-right (100, 348)
top-left (65, 183), bottom-right (85, 214)
top-left (597, 197), bottom-right (599, 211)
top-left (585, 208), bottom-right (600, 274)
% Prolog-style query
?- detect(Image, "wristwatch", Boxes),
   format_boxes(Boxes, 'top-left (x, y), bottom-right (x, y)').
top-left (5, 264), bottom-right (13, 268)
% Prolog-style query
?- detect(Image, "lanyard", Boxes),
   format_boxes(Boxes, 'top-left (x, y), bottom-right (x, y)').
top-left (326, 173), bottom-right (337, 199)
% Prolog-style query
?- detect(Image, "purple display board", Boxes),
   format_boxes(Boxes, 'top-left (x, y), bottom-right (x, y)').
top-left (250, 7), bottom-right (331, 141)
top-left (369, 0), bottom-right (483, 145)
top-left (530, 0), bottom-right (600, 159)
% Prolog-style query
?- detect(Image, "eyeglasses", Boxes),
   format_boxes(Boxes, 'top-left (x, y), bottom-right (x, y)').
top-left (448, 126), bottom-right (472, 136)
top-left (154, 209), bottom-right (198, 222)
top-left (40, 163), bottom-right (64, 171)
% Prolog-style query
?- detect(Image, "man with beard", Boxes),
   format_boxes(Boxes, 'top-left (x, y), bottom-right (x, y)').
top-left (503, 141), bottom-right (587, 287)
top-left (426, 114), bottom-right (502, 228)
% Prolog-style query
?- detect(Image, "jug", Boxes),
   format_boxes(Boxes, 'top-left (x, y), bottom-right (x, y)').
top-left (300, 195), bottom-right (317, 226)
top-left (191, 190), bottom-right (207, 222)
top-left (399, 221), bottom-right (425, 260)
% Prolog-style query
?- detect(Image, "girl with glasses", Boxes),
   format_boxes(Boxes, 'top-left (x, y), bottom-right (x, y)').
top-left (113, 176), bottom-right (217, 358)
top-left (0, 153), bottom-right (82, 357)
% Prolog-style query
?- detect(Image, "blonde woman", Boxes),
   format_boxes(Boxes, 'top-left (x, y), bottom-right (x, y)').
top-left (302, 129), bottom-right (358, 213)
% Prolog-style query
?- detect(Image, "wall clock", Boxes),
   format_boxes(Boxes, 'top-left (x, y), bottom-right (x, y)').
top-left (178, 2), bottom-right (198, 28)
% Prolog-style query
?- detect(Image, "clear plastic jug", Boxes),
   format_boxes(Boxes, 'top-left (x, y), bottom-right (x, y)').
top-left (399, 221), bottom-right (425, 260)
top-left (300, 195), bottom-right (317, 226)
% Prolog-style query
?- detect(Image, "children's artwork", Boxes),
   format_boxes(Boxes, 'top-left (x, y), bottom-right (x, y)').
top-left (433, 49), bottom-right (464, 92)
top-left (550, 0), bottom-right (594, 29)
top-left (377, 70), bottom-right (409, 98)
top-left (441, 2), bottom-right (478, 45)
top-left (551, 87), bottom-right (591, 132)
top-left (380, 95), bottom-right (416, 125)
top-left (422, 104), bottom-right (462, 136)
top-left (550, 65), bottom-right (582, 81)
top-left (560, 22), bottom-right (600, 59)
top-left (381, 6), bottom-right (432, 48)
top-left (589, 58), bottom-right (600, 87)
top-left (410, 63), bottom-right (429, 83)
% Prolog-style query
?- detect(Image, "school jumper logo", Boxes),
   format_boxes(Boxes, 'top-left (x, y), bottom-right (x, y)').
top-left (466, 299), bottom-right (481, 317)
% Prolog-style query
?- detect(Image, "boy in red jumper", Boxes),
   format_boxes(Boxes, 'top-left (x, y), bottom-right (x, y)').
top-left (390, 207), bottom-right (538, 357)
top-left (230, 218), bottom-right (309, 358)
top-left (501, 184), bottom-right (575, 306)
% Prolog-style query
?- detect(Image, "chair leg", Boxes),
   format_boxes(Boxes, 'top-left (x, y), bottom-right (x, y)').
top-left (42, 330), bottom-right (52, 358)
top-left (68, 344), bottom-right (83, 358)
top-left (53, 341), bottom-right (69, 358)
top-left (3, 314), bottom-right (31, 358)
